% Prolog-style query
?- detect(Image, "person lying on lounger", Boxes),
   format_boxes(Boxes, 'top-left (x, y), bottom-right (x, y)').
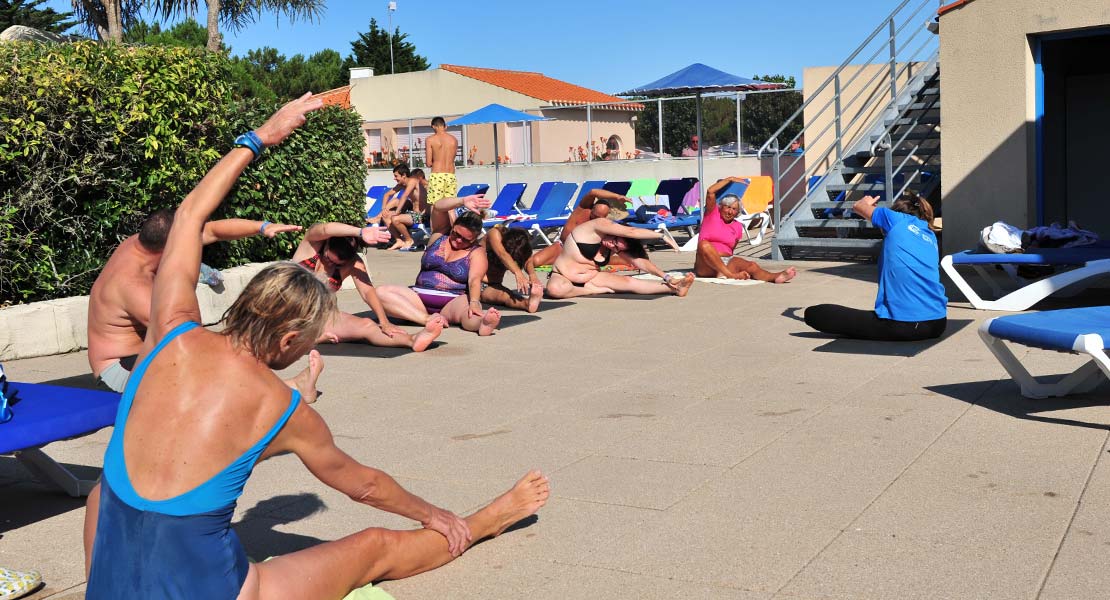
top-left (480, 223), bottom-right (544, 312)
top-left (290, 222), bottom-right (444, 352)
top-left (804, 190), bottom-right (947, 341)
top-left (83, 94), bottom-right (550, 600)
top-left (693, 177), bottom-right (796, 283)
top-left (376, 195), bottom-right (504, 335)
top-left (545, 217), bottom-right (694, 299)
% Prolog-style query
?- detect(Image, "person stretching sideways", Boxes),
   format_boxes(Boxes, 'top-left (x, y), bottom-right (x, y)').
top-left (290, 222), bottom-right (445, 351)
top-left (527, 187), bottom-right (631, 269)
top-left (694, 176), bottom-right (797, 283)
top-left (83, 93), bottom-right (550, 600)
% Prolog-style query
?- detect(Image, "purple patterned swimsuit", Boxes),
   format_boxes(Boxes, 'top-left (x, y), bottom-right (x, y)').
top-left (414, 235), bottom-right (471, 293)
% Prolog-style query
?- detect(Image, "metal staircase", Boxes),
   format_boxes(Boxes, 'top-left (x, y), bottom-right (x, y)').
top-left (759, 0), bottom-right (943, 261)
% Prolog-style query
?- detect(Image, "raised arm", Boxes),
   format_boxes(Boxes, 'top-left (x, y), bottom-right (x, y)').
top-left (278, 405), bottom-right (472, 556)
top-left (852, 195), bottom-right (879, 221)
top-left (577, 188), bottom-right (628, 211)
top-left (705, 176), bottom-right (745, 215)
top-left (428, 194), bottom-right (490, 237)
top-left (149, 93), bottom-right (323, 343)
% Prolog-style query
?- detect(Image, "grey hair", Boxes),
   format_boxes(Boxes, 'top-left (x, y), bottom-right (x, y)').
top-left (718, 194), bottom-right (741, 207)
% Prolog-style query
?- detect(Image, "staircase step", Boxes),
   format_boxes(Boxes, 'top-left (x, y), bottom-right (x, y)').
top-left (795, 219), bottom-right (876, 229)
top-left (886, 114), bottom-right (941, 127)
top-left (773, 238), bottom-right (883, 261)
top-left (840, 164), bottom-right (939, 175)
top-left (809, 201), bottom-right (889, 210)
top-left (869, 130), bottom-right (939, 143)
top-left (826, 181), bottom-right (924, 193)
top-left (898, 100), bottom-right (940, 112)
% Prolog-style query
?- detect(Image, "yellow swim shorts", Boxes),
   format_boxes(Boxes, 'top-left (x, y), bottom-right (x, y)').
top-left (426, 172), bottom-right (458, 205)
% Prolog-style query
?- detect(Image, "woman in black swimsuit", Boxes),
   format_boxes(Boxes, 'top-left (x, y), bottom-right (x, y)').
top-left (545, 218), bottom-right (694, 299)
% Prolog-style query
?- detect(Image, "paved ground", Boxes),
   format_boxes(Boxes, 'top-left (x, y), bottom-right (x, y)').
top-left (2, 242), bottom-right (1109, 599)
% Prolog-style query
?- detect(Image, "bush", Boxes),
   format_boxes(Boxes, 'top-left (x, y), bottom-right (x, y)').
top-left (0, 41), bottom-right (366, 304)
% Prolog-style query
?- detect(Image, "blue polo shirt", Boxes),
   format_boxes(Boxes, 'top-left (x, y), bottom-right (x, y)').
top-left (872, 207), bottom-right (947, 322)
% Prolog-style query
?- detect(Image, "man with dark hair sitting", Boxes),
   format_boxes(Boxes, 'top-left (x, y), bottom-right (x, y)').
top-left (87, 209), bottom-right (303, 393)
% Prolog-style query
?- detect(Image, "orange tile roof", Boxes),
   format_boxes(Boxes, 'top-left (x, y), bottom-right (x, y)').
top-left (316, 85), bottom-right (351, 109)
top-left (938, 0), bottom-right (977, 16)
top-left (440, 64), bottom-right (641, 111)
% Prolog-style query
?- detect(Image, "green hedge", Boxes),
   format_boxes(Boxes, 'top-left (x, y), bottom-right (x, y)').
top-left (0, 41), bottom-right (365, 304)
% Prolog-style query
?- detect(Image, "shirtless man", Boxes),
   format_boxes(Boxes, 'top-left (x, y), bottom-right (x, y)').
top-left (383, 168), bottom-right (428, 250)
top-left (425, 116), bottom-right (459, 207)
top-left (87, 210), bottom-right (304, 393)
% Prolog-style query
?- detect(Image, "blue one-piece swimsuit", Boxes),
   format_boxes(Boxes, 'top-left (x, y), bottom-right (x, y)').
top-left (87, 321), bottom-right (301, 599)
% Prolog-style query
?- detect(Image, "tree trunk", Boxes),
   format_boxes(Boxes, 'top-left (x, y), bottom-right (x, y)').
top-left (205, 0), bottom-right (221, 52)
top-left (104, 0), bottom-right (122, 42)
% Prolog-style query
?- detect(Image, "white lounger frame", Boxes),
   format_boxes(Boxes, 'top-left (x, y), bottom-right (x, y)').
top-left (979, 319), bottom-right (1110, 399)
top-left (942, 256), bottom-right (1110, 312)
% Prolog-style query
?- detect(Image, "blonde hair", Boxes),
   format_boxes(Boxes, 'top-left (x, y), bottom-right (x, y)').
top-left (221, 263), bottom-right (336, 363)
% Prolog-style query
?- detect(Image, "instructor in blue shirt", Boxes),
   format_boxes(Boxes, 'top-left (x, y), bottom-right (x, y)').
top-left (804, 191), bottom-right (947, 341)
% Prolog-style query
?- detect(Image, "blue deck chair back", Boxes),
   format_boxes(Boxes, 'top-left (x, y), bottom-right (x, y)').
top-left (576, 180), bottom-right (607, 204)
top-left (602, 181), bottom-right (632, 197)
top-left (716, 180), bottom-right (749, 206)
top-left (457, 183), bottom-right (490, 197)
top-left (525, 181), bottom-right (560, 212)
top-left (489, 183), bottom-right (528, 216)
top-left (365, 185), bottom-right (390, 218)
top-left (536, 183), bottom-right (579, 219)
top-left (654, 178), bottom-right (700, 214)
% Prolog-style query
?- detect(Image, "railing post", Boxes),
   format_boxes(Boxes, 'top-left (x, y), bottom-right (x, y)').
top-left (657, 98), bottom-right (664, 155)
top-left (888, 18), bottom-right (898, 103)
top-left (407, 118), bottom-right (414, 168)
top-left (586, 104), bottom-right (592, 163)
top-left (833, 74), bottom-right (843, 163)
top-left (462, 124), bottom-right (468, 167)
top-left (735, 93), bottom-right (742, 155)
top-left (884, 133), bottom-right (895, 204)
top-left (771, 140), bottom-right (783, 261)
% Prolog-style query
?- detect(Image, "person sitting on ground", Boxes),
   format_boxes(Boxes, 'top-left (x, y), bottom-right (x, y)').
top-left (527, 187), bottom-right (631, 268)
top-left (291, 222), bottom-right (444, 352)
top-left (383, 168), bottom-right (429, 250)
top-left (83, 94), bottom-right (550, 600)
top-left (804, 191), bottom-right (947, 341)
top-left (87, 210), bottom-right (303, 393)
top-left (376, 195), bottom-right (504, 336)
top-left (545, 216), bottom-right (694, 299)
top-left (481, 223), bottom-right (544, 313)
top-left (694, 176), bottom-right (797, 283)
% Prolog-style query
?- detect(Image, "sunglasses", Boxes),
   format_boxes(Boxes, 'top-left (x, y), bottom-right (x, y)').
top-left (449, 228), bottom-right (477, 245)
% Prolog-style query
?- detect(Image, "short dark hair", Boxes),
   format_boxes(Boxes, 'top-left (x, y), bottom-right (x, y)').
top-left (138, 208), bottom-right (175, 251)
top-left (488, 227), bottom-right (532, 267)
top-left (393, 164), bottom-right (410, 177)
top-left (431, 116), bottom-right (446, 128)
top-left (454, 211), bottom-right (484, 237)
top-left (410, 168), bottom-right (426, 180)
top-left (621, 238), bottom-right (648, 259)
top-left (325, 235), bottom-right (360, 263)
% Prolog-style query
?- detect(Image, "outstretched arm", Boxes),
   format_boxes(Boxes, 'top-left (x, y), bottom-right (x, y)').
top-left (201, 219), bottom-right (302, 245)
top-left (429, 193), bottom-right (491, 237)
top-left (149, 93), bottom-right (323, 343)
top-left (578, 188), bottom-right (628, 211)
top-left (485, 226), bottom-right (528, 293)
top-left (279, 405), bottom-right (471, 556)
top-left (852, 195), bottom-right (879, 221)
top-left (591, 220), bottom-right (680, 251)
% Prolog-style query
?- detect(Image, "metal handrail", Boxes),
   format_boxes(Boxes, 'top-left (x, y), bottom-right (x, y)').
top-left (759, 0), bottom-right (942, 230)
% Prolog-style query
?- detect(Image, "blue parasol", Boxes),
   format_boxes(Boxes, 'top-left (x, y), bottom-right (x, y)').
top-left (448, 104), bottom-right (549, 196)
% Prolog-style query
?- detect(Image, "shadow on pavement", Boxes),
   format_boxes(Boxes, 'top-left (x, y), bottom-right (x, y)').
top-left (927, 380), bottom-right (1110, 432)
top-left (0, 457), bottom-right (98, 532)
top-left (496, 314), bottom-right (541, 329)
top-left (314, 343), bottom-right (419, 359)
top-left (809, 263), bottom-right (878, 284)
top-left (790, 319), bottom-right (973, 357)
top-left (235, 493), bottom-right (329, 561)
top-left (35, 373), bottom-right (102, 390)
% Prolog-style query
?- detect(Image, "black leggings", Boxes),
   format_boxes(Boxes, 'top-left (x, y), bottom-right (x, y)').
top-left (804, 304), bottom-right (946, 342)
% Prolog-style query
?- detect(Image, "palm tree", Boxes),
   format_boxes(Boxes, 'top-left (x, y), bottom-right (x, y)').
top-left (69, 0), bottom-right (141, 41)
top-left (149, 0), bottom-right (325, 52)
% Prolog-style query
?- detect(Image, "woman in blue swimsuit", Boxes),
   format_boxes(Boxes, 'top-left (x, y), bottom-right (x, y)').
top-left (376, 195), bottom-right (504, 336)
top-left (83, 94), bottom-right (549, 600)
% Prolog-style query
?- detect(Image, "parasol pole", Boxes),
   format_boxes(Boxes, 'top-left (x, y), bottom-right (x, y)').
top-left (492, 122), bottom-right (500, 198)
top-left (696, 91), bottom-right (704, 214)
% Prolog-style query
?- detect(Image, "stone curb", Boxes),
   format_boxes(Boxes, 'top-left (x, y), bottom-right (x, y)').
top-left (0, 262), bottom-right (356, 362)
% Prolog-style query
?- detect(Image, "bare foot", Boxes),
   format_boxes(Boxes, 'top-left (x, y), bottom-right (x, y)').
top-left (412, 317), bottom-right (444, 352)
top-left (774, 266), bottom-right (797, 284)
top-left (425, 313), bottom-right (449, 329)
top-left (316, 331), bottom-right (340, 344)
top-left (667, 273), bottom-right (695, 297)
top-left (527, 282), bottom-right (543, 313)
top-left (486, 470), bottom-right (550, 537)
top-left (387, 239), bottom-right (406, 251)
top-left (478, 307), bottom-right (501, 336)
top-left (397, 240), bottom-right (414, 251)
top-left (286, 349), bottom-right (324, 404)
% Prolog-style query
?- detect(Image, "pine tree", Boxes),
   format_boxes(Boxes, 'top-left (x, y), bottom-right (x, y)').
top-left (0, 0), bottom-right (77, 33)
top-left (341, 17), bottom-right (428, 77)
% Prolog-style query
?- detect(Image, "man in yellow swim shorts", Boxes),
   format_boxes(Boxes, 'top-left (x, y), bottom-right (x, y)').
top-left (425, 116), bottom-right (459, 205)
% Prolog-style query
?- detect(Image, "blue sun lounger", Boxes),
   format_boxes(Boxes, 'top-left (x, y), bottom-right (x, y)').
top-left (481, 182), bottom-right (529, 226)
top-left (364, 185), bottom-right (391, 223)
top-left (456, 183), bottom-right (490, 197)
top-left (1, 380), bottom-right (121, 496)
top-left (509, 182), bottom-right (580, 244)
top-left (622, 177), bottom-right (701, 243)
top-left (980, 307), bottom-right (1110, 399)
top-left (941, 247), bottom-right (1110, 311)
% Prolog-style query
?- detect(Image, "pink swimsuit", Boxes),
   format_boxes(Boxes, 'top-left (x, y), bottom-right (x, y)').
top-left (699, 209), bottom-right (744, 255)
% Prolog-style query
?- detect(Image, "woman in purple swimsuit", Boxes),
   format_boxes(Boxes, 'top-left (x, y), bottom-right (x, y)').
top-left (376, 194), bottom-right (503, 335)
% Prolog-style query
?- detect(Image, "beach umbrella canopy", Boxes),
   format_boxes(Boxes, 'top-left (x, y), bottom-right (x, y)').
top-left (448, 104), bottom-right (549, 196)
top-left (620, 64), bottom-right (786, 215)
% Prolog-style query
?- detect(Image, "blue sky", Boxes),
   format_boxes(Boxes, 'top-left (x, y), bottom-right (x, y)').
top-left (46, 0), bottom-right (916, 94)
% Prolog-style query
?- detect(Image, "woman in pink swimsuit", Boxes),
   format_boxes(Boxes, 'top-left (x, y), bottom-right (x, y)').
top-left (694, 177), bottom-right (797, 283)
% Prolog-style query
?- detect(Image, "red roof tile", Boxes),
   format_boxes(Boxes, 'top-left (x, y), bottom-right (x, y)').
top-left (315, 85), bottom-right (351, 109)
top-left (440, 64), bottom-right (640, 110)
top-left (938, 0), bottom-right (976, 17)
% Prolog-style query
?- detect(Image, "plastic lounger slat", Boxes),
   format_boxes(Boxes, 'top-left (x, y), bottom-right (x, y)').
top-left (0, 382), bottom-right (121, 454)
top-left (986, 307), bottom-right (1110, 351)
top-left (950, 248), bottom-right (1110, 266)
